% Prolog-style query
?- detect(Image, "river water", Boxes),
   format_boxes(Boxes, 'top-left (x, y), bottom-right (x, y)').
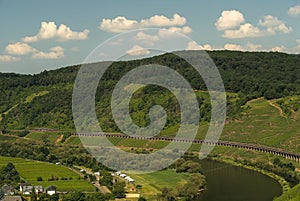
top-left (196, 159), bottom-right (282, 201)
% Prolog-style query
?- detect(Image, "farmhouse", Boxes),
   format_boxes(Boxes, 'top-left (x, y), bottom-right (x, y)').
top-left (1, 184), bottom-right (14, 195)
top-left (125, 176), bottom-right (134, 183)
top-left (34, 186), bottom-right (43, 194)
top-left (46, 186), bottom-right (56, 195)
top-left (0, 196), bottom-right (22, 201)
top-left (19, 183), bottom-right (33, 195)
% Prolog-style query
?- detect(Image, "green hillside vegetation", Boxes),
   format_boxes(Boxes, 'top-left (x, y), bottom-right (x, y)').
top-left (0, 50), bottom-right (300, 200)
top-left (0, 156), bottom-right (94, 192)
top-left (275, 184), bottom-right (300, 201)
top-left (0, 51), bottom-right (300, 132)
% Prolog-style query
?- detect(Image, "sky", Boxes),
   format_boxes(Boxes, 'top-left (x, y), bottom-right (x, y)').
top-left (0, 0), bottom-right (300, 74)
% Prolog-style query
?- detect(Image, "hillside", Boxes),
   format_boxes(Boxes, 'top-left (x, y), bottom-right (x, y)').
top-left (1, 50), bottom-right (300, 132)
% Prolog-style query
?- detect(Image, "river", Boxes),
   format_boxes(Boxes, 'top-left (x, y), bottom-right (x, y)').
top-left (196, 159), bottom-right (282, 201)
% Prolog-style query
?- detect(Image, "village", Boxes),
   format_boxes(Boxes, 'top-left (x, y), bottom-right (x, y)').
top-left (0, 168), bottom-right (137, 201)
top-left (1, 183), bottom-right (56, 201)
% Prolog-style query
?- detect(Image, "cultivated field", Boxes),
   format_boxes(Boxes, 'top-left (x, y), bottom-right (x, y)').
top-left (0, 156), bottom-right (94, 192)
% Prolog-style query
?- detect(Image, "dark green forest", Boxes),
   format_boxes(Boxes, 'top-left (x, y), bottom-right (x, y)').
top-left (0, 50), bottom-right (299, 131)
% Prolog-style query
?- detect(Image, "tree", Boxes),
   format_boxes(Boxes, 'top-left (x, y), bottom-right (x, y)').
top-left (112, 182), bottom-right (126, 198)
top-left (49, 194), bottom-right (59, 201)
top-left (138, 197), bottom-right (147, 201)
top-left (99, 170), bottom-right (113, 189)
top-left (31, 187), bottom-right (37, 201)
top-left (0, 189), bottom-right (4, 200)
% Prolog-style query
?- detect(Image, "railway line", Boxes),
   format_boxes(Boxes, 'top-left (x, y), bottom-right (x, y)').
top-left (73, 132), bottom-right (300, 161)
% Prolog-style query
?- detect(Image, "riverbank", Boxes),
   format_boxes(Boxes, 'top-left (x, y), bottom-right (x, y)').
top-left (207, 155), bottom-right (291, 193)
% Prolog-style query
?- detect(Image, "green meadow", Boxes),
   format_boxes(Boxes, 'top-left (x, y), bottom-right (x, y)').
top-left (0, 156), bottom-right (94, 192)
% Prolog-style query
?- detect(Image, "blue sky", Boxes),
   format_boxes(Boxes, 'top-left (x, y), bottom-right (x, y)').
top-left (0, 0), bottom-right (300, 74)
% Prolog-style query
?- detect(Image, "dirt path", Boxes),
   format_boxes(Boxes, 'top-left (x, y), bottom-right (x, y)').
top-left (55, 134), bottom-right (64, 143)
top-left (247, 97), bottom-right (263, 104)
top-left (268, 100), bottom-right (286, 118)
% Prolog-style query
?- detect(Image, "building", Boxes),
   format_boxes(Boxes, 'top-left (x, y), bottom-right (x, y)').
top-left (1, 184), bottom-right (14, 195)
top-left (34, 186), bottom-right (43, 194)
top-left (19, 183), bottom-right (33, 195)
top-left (46, 186), bottom-right (56, 195)
top-left (125, 176), bottom-right (134, 183)
top-left (0, 196), bottom-right (22, 201)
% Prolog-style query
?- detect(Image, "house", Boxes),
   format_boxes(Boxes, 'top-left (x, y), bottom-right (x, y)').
top-left (0, 196), bottom-right (22, 201)
top-left (46, 186), bottom-right (56, 195)
top-left (34, 186), bottom-right (43, 194)
top-left (1, 184), bottom-right (14, 195)
top-left (94, 172), bottom-right (100, 176)
top-left (120, 174), bottom-right (127, 178)
top-left (19, 183), bottom-right (33, 195)
top-left (115, 171), bottom-right (121, 176)
top-left (125, 176), bottom-right (134, 183)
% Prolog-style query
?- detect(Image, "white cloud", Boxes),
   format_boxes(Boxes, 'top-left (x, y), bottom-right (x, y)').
top-left (22, 22), bottom-right (89, 42)
top-left (186, 41), bottom-right (212, 50)
top-left (100, 13), bottom-right (187, 32)
top-left (135, 32), bottom-right (159, 46)
top-left (126, 45), bottom-right (150, 56)
top-left (165, 26), bottom-right (192, 34)
top-left (288, 5), bottom-right (300, 16)
top-left (224, 42), bottom-right (262, 51)
top-left (32, 46), bottom-right (64, 59)
top-left (271, 45), bottom-right (287, 52)
top-left (217, 10), bottom-right (292, 39)
top-left (222, 23), bottom-right (264, 39)
top-left (259, 15), bottom-right (292, 34)
top-left (157, 26), bottom-right (192, 38)
top-left (5, 42), bottom-right (37, 55)
top-left (215, 10), bottom-right (245, 30)
top-left (140, 13), bottom-right (186, 27)
top-left (224, 43), bottom-right (243, 51)
top-left (0, 55), bottom-right (20, 62)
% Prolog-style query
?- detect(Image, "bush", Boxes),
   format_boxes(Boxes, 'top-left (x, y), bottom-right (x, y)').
top-left (37, 176), bottom-right (43, 181)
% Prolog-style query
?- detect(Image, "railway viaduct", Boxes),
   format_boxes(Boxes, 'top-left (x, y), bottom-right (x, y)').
top-left (73, 132), bottom-right (300, 162)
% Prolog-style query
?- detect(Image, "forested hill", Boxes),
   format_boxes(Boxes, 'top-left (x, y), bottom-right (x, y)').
top-left (0, 50), bottom-right (299, 131)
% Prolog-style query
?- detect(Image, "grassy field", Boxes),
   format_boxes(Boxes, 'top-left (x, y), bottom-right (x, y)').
top-left (220, 98), bottom-right (300, 152)
top-left (125, 169), bottom-right (190, 200)
top-left (26, 132), bottom-right (62, 143)
top-left (0, 156), bottom-right (94, 192)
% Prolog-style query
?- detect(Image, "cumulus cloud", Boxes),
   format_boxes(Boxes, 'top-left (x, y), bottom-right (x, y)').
top-left (288, 5), bottom-right (300, 16)
top-left (126, 45), bottom-right (150, 56)
top-left (157, 26), bottom-right (192, 38)
top-left (100, 13), bottom-right (187, 32)
top-left (259, 15), bottom-right (292, 34)
top-left (165, 26), bottom-right (192, 34)
top-left (215, 10), bottom-right (245, 30)
top-left (32, 46), bottom-right (64, 59)
top-left (271, 45), bottom-right (287, 52)
top-left (0, 55), bottom-right (20, 62)
top-left (223, 23), bottom-right (264, 38)
top-left (5, 42), bottom-right (37, 55)
top-left (224, 42), bottom-right (262, 51)
top-left (22, 22), bottom-right (89, 42)
top-left (217, 10), bottom-right (292, 39)
top-left (134, 32), bottom-right (159, 45)
top-left (186, 41), bottom-right (212, 50)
